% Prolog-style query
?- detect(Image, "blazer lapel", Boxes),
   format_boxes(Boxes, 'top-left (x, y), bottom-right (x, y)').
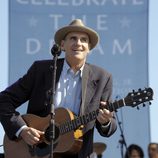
top-left (80, 64), bottom-right (89, 115)
top-left (80, 64), bottom-right (98, 115)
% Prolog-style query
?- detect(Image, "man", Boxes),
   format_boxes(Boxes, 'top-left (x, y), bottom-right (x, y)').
top-left (0, 19), bottom-right (117, 158)
top-left (148, 143), bottom-right (158, 158)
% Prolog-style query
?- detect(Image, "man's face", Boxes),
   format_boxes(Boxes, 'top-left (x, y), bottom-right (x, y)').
top-left (148, 144), bottom-right (158, 158)
top-left (61, 32), bottom-right (91, 65)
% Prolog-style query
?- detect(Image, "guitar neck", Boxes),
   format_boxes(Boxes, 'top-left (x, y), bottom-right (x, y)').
top-left (59, 110), bottom-right (98, 134)
top-left (106, 98), bottom-right (126, 112)
top-left (59, 98), bottom-right (126, 134)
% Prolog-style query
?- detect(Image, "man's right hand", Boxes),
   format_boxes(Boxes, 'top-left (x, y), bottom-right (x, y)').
top-left (20, 127), bottom-right (44, 146)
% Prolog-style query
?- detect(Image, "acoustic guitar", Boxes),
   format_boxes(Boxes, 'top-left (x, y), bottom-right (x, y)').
top-left (3, 88), bottom-right (153, 158)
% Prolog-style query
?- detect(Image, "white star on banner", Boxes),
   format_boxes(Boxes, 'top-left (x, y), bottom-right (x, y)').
top-left (119, 16), bottom-right (131, 28)
top-left (29, 16), bottom-right (38, 27)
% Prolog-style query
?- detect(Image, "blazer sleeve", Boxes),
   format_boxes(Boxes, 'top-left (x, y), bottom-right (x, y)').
top-left (0, 62), bottom-right (37, 140)
top-left (96, 73), bottom-right (117, 137)
top-left (96, 116), bottom-right (117, 137)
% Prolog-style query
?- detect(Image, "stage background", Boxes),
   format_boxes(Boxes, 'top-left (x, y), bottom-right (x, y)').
top-left (1, 0), bottom-right (157, 158)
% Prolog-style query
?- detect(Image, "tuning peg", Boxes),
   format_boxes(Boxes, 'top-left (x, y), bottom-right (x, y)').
top-left (133, 90), bottom-right (135, 93)
top-left (137, 106), bottom-right (140, 110)
top-left (138, 88), bottom-right (141, 91)
top-left (143, 103), bottom-right (146, 107)
top-left (149, 102), bottom-right (152, 105)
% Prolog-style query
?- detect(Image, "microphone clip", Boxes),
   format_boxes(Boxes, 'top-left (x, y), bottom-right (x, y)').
top-left (51, 44), bottom-right (61, 57)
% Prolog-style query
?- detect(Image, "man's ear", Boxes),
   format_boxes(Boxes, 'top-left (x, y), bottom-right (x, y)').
top-left (88, 43), bottom-right (92, 52)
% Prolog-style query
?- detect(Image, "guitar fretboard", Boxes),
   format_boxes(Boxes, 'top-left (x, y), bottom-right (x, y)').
top-left (59, 110), bottom-right (98, 134)
top-left (59, 98), bottom-right (126, 134)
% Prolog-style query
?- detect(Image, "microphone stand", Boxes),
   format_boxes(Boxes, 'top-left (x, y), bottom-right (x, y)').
top-left (48, 44), bottom-right (61, 158)
top-left (115, 106), bottom-right (128, 158)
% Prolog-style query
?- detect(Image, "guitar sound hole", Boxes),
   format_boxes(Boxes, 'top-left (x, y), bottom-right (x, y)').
top-left (44, 125), bottom-right (60, 144)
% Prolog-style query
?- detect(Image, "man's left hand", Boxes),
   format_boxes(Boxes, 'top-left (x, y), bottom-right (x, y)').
top-left (97, 101), bottom-right (114, 125)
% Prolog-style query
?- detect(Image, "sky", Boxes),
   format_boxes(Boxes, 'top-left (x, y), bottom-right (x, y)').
top-left (0, 0), bottom-right (158, 154)
top-left (148, 0), bottom-right (158, 142)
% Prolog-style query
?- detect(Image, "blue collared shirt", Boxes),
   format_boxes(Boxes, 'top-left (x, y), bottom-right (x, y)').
top-left (54, 60), bottom-right (83, 115)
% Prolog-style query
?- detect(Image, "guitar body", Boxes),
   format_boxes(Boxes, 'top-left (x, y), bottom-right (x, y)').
top-left (4, 107), bottom-right (83, 158)
top-left (4, 136), bottom-right (50, 158)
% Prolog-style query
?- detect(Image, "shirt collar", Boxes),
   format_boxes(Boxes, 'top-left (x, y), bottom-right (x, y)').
top-left (63, 59), bottom-right (84, 77)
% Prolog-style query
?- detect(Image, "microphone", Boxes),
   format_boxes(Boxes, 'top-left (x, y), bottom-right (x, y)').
top-left (51, 44), bottom-right (61, 56)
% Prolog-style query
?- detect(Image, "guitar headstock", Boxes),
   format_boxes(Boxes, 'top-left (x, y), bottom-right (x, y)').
top-left (124, 87), bottom-right (153, 108)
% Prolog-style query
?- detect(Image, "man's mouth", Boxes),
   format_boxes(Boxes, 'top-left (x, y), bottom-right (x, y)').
top-left (73, 49), bottom-right (83, 51)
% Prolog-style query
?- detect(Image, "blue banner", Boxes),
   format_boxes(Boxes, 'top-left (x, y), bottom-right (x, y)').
top-left (8, 0), bottom-right (149, 157)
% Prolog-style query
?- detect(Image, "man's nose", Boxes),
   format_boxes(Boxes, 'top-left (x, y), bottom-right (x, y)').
top-left (75, 38), bottom-right (82, 45)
